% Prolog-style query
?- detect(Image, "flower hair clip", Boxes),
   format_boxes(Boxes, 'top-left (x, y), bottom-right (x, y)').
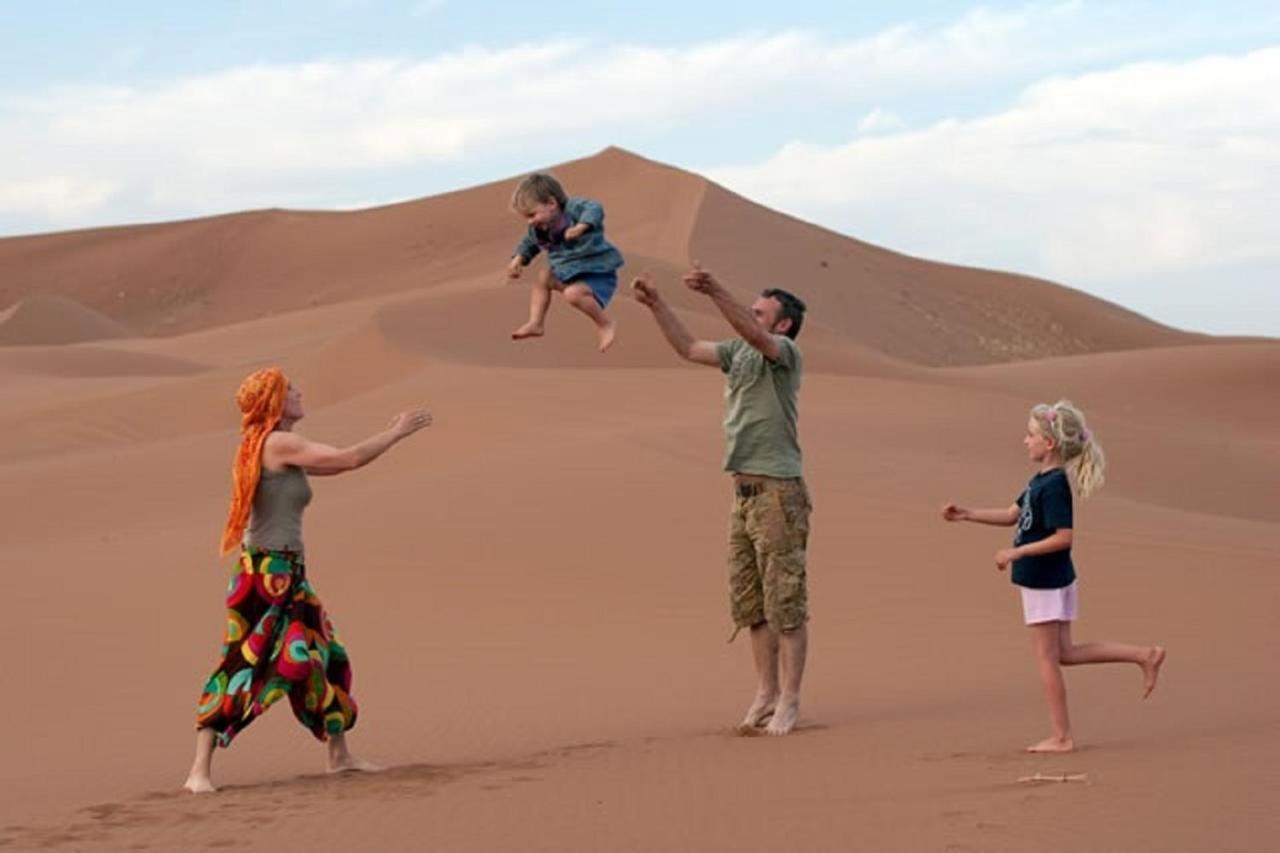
top-left (1081, 429), bottom-right (1091, 443)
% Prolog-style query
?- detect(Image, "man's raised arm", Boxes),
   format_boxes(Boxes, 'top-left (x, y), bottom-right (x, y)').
top-left (684, 266), bottom-right (782, 361)
top-left (631, 274), bottom-right (720, 367)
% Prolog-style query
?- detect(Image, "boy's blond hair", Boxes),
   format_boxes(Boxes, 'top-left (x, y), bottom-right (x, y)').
top-left (511, 172), bottom-right (568, 212)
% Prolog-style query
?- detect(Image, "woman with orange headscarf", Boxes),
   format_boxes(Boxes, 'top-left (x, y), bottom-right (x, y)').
top-left (184, 367), bottom-right (432, 794)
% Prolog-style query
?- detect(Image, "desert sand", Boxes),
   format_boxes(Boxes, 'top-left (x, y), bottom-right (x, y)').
top-left (1, 148), bottom-right (1277, 852)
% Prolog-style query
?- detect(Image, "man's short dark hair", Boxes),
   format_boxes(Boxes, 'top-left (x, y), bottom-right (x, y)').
top-left (762, 288), bottom-right (806, 339)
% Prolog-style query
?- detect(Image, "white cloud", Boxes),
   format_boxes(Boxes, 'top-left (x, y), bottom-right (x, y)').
top-left (0, 176), bottom-right (118, 219)
top-left (0, 4), bottom-right (1275, 333)
top-left (0, 3), bottom-right (1173, 229)
top-left (704, 48), bottom-right (1280, 333)
top-left (857, 107), bottom-right (907, 134)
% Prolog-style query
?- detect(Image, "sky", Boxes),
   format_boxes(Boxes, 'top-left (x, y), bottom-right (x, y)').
top-left (2, 1), bottom-right (1277, 335)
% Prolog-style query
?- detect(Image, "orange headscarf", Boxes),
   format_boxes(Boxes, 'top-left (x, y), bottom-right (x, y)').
top-left (219, 367), bottom-right (288, 556)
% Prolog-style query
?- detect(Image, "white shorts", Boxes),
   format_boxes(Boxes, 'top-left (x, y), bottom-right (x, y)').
top-left (1019, 581), bottom-right (1078, 625)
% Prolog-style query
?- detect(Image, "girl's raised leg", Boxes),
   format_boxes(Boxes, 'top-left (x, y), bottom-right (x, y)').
top-left (1057, 621), bottom-right (1166, 698)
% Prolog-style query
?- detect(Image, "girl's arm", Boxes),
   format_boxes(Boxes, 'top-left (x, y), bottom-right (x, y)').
top-left (942, 503), bottom-right (1019, 526)
top-left (1010, 528), bottom-right (1073, 557)
top-left (995, 528), bottom-right (1073, 570)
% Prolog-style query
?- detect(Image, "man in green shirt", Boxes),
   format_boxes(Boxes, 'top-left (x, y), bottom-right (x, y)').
top-left (633, 266), bottom-right (811, 736)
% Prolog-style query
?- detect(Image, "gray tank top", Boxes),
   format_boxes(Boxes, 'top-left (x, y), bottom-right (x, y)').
top-left (245, 465), bottom-right (312, 554)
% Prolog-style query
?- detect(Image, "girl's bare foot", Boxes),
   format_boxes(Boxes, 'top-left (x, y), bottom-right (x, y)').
top-left (182, 772), bottom-right (216, 794)
top-left (764, 697), bottom-right (800, 736)
top-left (1141, 646), bottom-right (1166, 699)
top-left (1026, 736), bottom-right (1074, 753)
top-left (511, 322), bottom-right (544, 341)
top-left (596, 318), bottom-right (617, 352)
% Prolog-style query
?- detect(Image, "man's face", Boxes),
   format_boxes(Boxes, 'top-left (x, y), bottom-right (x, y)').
top-left (750, 296), bottom-right (789, 335)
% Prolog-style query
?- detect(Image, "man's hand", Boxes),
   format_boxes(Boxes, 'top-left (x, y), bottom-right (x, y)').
top-left (563, 223), bottom-right (590, 241)
top-left (941, 503), bottom-right (969, 522)
top-left (506, 256), bottom-right (524, 280)
top-left (683, 262), bottom-right (722, 296)
top-left (994, 548), bottom-right (1019, 571)
top-left (631, 274), bottom-right (660, 307)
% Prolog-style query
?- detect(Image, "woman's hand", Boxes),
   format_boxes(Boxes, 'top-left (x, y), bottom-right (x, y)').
top-left (391, 408), bottom-right (433, 438)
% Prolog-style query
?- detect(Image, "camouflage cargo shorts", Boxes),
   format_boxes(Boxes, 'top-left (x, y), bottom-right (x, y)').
top-left (727, 476), bottom-right (812, 634)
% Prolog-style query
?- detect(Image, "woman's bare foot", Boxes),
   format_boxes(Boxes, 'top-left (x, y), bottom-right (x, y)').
top-left (1141, 646), bottom-right (1166, 699)
top-left (182, 772), bottom-right (216, 794)
top-left (327, 755), bottom-right (381, 774)
top-left (511, 322), bottom-right (545, 341)
top-left (736, 692), bottom-right (778, 734)
top-left (596, 318), bottom-right (617, 352)
top-left (1026, 736), bottom-right (1074, 753)
top-left (764, 696), bottom-right (800, 736)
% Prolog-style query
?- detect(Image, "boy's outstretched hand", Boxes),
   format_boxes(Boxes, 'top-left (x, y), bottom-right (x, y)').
top-left (506, 256), bottom-right (524, 280)
top-left (631, 274), bottom-right (660, 307)
top-left (941, 503), bottom-right (969, 522)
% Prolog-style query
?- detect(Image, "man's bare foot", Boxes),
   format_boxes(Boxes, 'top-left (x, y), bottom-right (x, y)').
top-left (1026, 736), bottom-right (1074, 753)
top-left (511, 322), bottom-right (544, 341)
top-left (596, 318), bottom-right (617, 352)
top-left (736, 692), bottom-right (777, 734)
top-left (764, 697), bottom-right (800, 736)
top-left (1141, 646), bottom-right (1166, 699)
top-left (327, 756), bottom-right (381, 774)
top-left (182, 772), bottom-right (216, 794)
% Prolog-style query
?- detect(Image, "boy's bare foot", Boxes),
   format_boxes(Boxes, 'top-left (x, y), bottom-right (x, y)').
top-left (511, 322), bottom-right (544, 341)
top-left (1141, 646), bottom-right (1166, 699)
top-left (764, 697), bottom-right (800, 736)
top-left (327, 756), bottom-right (381, 774)
top-left (596, 318), bottom-right (617, 352)
top-left (1026, 736), bottom-right (1074, 753)
top-left (182, 772), bottom-right (216, 794)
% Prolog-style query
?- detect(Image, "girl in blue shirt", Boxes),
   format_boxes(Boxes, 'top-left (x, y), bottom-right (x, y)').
top-left (942, 400), bottom-right (1166, 753)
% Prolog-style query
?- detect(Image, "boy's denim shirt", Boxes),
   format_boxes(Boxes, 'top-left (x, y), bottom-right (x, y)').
top-left (513, 197), bottom-right (624, 282)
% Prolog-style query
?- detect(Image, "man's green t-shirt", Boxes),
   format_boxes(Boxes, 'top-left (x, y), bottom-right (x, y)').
top-left (715, 336), bottom-right (803, 478)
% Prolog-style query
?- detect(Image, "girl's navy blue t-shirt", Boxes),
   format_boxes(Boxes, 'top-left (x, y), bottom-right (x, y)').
top-left (1012, 468), bottom-right (1075, 589)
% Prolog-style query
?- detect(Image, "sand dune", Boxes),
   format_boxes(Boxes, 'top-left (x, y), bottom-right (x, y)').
top-left (1, 147), bottom-right (1202, 365)
top-left (1, 149), bottom-right (1277, 852)
top-left (0, 293), bottom-right (133, 346)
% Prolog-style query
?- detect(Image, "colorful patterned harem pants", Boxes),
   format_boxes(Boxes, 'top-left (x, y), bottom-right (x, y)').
top-left (195, 548), bottom-right (357, 747)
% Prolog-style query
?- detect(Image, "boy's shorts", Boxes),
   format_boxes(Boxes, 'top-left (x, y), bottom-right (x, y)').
top-left (565, 271), bottom-right (619, 309)
top-left (727, 476), bottom-right (811, 634)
